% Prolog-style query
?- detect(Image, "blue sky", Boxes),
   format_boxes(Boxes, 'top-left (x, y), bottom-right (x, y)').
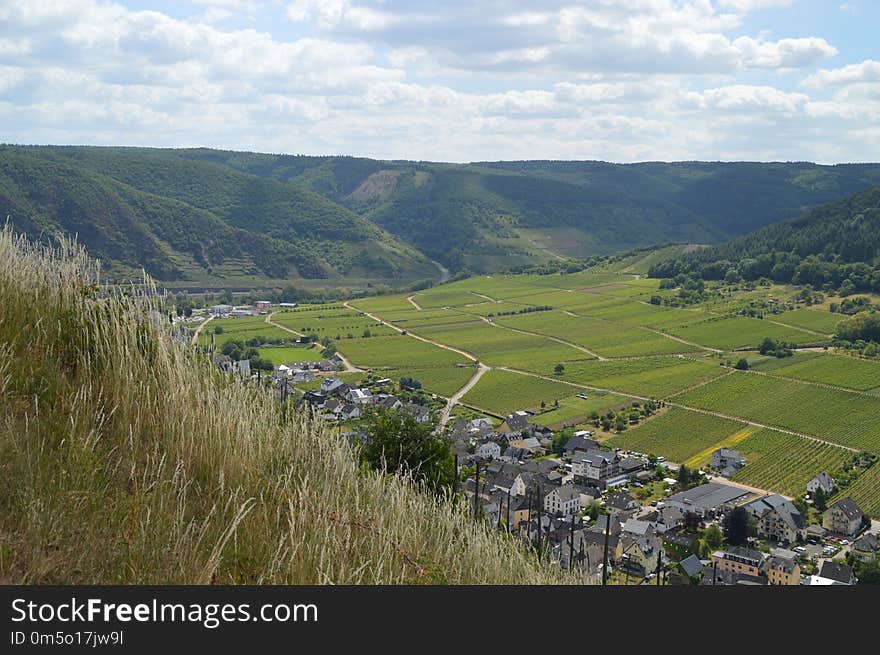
top-left (1, 1), bottom-right (878, 162)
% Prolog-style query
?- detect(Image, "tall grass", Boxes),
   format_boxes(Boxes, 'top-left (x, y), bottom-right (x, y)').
top-left (0, 227), bottom-right (580, 584)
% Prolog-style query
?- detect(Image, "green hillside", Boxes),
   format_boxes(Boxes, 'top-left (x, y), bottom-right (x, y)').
top-left (0, 146), bottom-right (436, 286)
top-left (648, 184), bottom-right (880, 294)
top-left (4, 145), bottom-right (880, 286)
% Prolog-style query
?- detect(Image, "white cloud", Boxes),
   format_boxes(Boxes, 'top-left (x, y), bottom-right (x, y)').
top-left (802, 59), bottom-right (880, 88)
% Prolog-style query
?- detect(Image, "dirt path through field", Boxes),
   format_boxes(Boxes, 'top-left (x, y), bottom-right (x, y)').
top-left (190, 314), bottom-right (214, 345)
top-left (406, 295), bottom-right (422, 310)
top-left (266, 311), bottom-right (363, 373)
top-left (440, 364), bottom-right (491, 428)
top-left (475, 314), bottom-right (606, 361)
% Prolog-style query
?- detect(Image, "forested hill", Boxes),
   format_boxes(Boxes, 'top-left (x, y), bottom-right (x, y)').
top-left (648, 185), bottom-right (880, 294)
top-left (0, 146), bottom-right (436, 286)
top-left (3, 144), bottom-right (880, 286)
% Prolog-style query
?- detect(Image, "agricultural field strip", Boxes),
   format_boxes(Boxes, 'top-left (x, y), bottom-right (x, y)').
top-left (266, 312), bottom-right (363, 372)
top-left (667, 368), bottom-right (736, 398)
top-left (461, 310), bottom-right (605, 360)
top-left (761, 317), bottom-right (830, 337)
top-left (560, 305), bottom-right (721, 354)
top-left (683, 426), bottom-right (757, 469)
top-left (744, 367), bottom-right (880, 399)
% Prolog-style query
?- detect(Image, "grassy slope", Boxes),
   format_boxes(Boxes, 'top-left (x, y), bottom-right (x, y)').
top-left (0, 228), bottom-right (575, 584)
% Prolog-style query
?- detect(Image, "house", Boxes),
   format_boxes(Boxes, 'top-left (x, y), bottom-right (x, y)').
top-left (669, 555), bottom-right (703, 584)
top-left (563, 432), bottom-right (598, 456)
top-left (605, 491), bottom-right (639, 513)
top-left (476, 439), bottom-right (502, 460)
top-left (818, 560), bottom-right (857, 585)
top-left (822, 497), bottom-right (864, 536)
top-left (467, 418), bottom-right (495, 432)
top-left (806, 472), bottom-right (836, 496)
top-left (301, 391), bottom-right (327, 408)
top-left (622, 518), bottom-right (656, 541)
top-left (744, 494), bottom-right (806, 544)
top-left (405, 403), bottom-right (432, 424)
top-left (253, 300), bottom-right (272, 311)
top-left (621, 533), bottom-right (665, 576)
top-left (376, 395), bottom-right (402, 411)
top-left (763, 554), bottom-right (800, 585)
top-left (666, 482), bottom-right (752, 518)
top-left (851, 533), bottom-right (880, 563)
top-left (571, 449), bottom-right (621, 484)
top-left (208, 304), bottom-right (233, 315)
top-left (321, 377), bottom-right (347, 395)
top-left (345, 388), bottom-right (373, 405)
top-left (712, 546), bottom-right (765, 578)
top-left (337, 403), bottom-right (361, 421)
top-left (503, 410), bottom-right (532, 432)
top-left (508, 437), bottom-right (544, 456)
top-left (711, 448), bottom-right (745, 476)
top-left (544, 486), bottom-right (581, 516)
top-left (292, 369), bottom-right (314, 383)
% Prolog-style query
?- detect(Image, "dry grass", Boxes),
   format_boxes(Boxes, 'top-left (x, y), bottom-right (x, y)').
top-left (0, 227), bottom-right (580, 584)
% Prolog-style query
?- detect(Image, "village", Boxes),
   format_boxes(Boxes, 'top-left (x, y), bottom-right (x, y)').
top-left (196, 301), bottom-right (880, 587)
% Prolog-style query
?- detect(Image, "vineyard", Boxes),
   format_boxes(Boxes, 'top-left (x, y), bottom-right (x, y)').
top-left (605, 408), bottom-right (746, 463)
top-left (752, 352), bottom-right (880, 393)
top-left (838, 465), bottom-right (880, 518)
top-left (675, 372), bottom-right (880, 452)
top-left (461, 369), bottom-right (578, 416)
top-left (729, 429), bottom-right (852, 498)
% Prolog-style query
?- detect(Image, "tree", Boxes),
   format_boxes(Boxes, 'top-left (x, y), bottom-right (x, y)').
top-left (677, 465), bottom-right (692, 489)
top-left (734, 358), bottom-right (750, 370)
top-left (554, 363), bottom-right (565, 376)
top-left (362, 328), bottom-right (372, 338)
top-left (704, 524), bottom-right (723, 550)
top-left (357, 409), bottom-right (455, 495)
top-left (213, 325), bottom-right (224, 335)
top-left (812, 486), bottom-right (828, 511)
top-left (722, 506), bottom-right (755, 546)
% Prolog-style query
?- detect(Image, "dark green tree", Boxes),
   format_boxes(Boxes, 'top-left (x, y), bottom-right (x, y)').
top-left (357, 409), bottom-right (455, 496)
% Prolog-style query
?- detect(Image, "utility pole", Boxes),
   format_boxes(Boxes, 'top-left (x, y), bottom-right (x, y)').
top-left (506, 488), bottom-right (511, 534)
top-left (536, 484), bottom-right (543, 559)
top-left (601, 512), bottom-right (611, 586)
top-left (568, 515), bottom-right (575, 570)
top-left (473, 461), bottom-right (480, 521)
top-left (655, 548), bottom-right (662, 586)
top-left (453, 454), bottom-right (458, 495)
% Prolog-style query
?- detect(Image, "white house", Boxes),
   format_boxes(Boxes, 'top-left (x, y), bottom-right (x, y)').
top-left (807, 472), bottom-right (836, 496)
top-left (544, 486), bottom-right (581, 516)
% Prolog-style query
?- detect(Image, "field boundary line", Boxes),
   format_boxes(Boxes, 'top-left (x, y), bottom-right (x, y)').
top-left (473, 313), bottom-right (606, 361)
top-left (406, 295), bottom-right (422, 310)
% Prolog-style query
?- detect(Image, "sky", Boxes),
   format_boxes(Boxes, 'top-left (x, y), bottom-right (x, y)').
top-left (0, 0), bottom-right (878, 163)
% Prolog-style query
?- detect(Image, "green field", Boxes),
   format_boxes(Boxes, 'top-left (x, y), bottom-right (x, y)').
top-left (461, 369), bottom-right (579, 416)
top-left (255, 345), bottom-right (322, 365)
top-left (379, 365), bottom-right (477, 398)
top-left (837, 464), bottom-right (880, 518)
top-left (730, 429), bottom-right (852, 498)
top-left (555, 356), bottom-right (726, 398)
top-left (530, 392), bottom-right (631, 428)
top-left (336, 335), bottom-right (468, 368)
top-left (605, 408), bottom-right (746, 463)
top-left (197, 315), bottom-right (294, 346)
top-left (494, 311), bottom-right (701, 358)
top-left (415, 320), bottom-right (594, 369)
top-left (751, 352), bottom-right (880, 393)
top-left (666, 315), bottom-right (824, 350)
top-left (675, 372), bottom-right (880, 451)
top-left (272, 307), bottom-right (397, 338)
top-left (771, 308), bottom-right (842, 334)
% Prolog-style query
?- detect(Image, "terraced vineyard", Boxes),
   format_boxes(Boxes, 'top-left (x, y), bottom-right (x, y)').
top-left (675, 372), bottom-right (880, 451)
top-left (605, 408), bottom-right (746, 463)
top-left (729, 429), bottom-right (852, 498)
top-left (771, 308), bottom-right (842, 334)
